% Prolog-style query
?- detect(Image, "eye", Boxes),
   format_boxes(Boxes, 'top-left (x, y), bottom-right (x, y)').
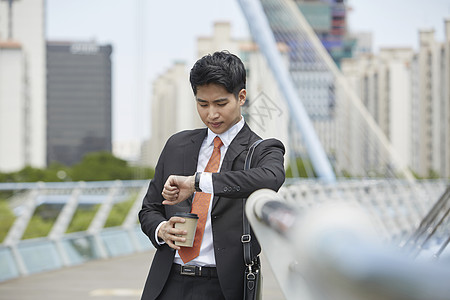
top-left (198, 103), bottom-right (208, 107)
top-left (217, 103), bottom-right (227, 107)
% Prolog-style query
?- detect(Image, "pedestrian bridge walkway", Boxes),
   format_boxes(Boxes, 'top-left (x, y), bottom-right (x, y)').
top-left (1, 179), bottom-right (449, 299)
top-left (0, 249), bottom-right (285, 300)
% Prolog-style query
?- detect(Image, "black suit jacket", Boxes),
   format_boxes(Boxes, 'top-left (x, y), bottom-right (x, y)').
top-left (139, 123), bottom-right (285, 300)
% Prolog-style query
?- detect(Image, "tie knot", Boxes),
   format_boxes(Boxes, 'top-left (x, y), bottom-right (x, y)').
top-left (213, 136), bottom-right (223, 149)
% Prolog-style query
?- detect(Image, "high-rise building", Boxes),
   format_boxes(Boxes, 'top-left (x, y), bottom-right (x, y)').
top-left (295, 0), bottom-right (356, 66)
top-left (140, 62), bottom-right (199, 167)
top-left (444, 20), bottom-right (450, 179)
top-left (341, 49), bottom-right (415, 174)
top-left (0, 0), bottom-right (46, 171)
top-left (260, 0), bottom-right (360, 120)
top-left (46, 41), bottom-right (112, 166)
top-left (258, 0), bottom-right (356, 172)
top-left (240, 43), bottom-right (291, 164)
top-left (341, 20), bottom-right (450, 178)
top-left (197, 22), bottom-right (242, 57)
top-left (414, 22), bottom-right (450, 178)
top-left (0, 41), bottom-right (25, 172)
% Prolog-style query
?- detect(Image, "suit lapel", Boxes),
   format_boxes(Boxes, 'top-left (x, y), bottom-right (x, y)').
top-left (212, 123), bottom-right (253, 209)
top-left (220, 124), bottom-right (251, 172)
top-left (184, 128), bottom-right (207, 206)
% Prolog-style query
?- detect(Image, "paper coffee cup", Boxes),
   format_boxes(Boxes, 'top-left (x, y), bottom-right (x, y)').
top-left (174, 213), bottom-right (199, 247)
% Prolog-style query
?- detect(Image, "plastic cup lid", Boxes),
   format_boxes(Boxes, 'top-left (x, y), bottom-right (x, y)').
top-left (174, 212), bottom-right (199, 219)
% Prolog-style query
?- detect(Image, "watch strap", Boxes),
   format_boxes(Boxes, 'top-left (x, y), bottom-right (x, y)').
top-left (194, 172), bottom-right (202, 192)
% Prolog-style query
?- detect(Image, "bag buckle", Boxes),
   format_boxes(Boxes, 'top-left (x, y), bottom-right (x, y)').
top-left (246, 271), bottom-right (256, 280)
top-left (246, 265), bottom-right (256, 290)
top-left (241, 234), bottom-right (251, 243)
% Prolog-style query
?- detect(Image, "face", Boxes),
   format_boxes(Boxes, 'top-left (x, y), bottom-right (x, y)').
top-left (196, 83), bottom-right (246, 134)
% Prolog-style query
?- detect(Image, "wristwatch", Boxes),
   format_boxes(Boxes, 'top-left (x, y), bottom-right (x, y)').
top-left (194, 172), bottom-right (202, 192)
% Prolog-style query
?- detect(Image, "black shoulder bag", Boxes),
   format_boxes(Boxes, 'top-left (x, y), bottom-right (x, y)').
top-left (242, 139), bottom-right (263, 300)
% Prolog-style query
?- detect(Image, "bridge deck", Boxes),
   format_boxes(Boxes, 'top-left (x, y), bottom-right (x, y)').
top-left (0, 249), bottom-right (284, 300)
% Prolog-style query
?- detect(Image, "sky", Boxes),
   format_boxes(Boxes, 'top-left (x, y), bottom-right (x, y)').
top-left (46, 0), bottom-right (450, 145)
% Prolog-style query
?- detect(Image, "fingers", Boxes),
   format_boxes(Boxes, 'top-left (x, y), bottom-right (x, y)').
top-left (164, 177), bottom-right (179, 192)
top-left (161, 175), bottom-right (195, 205)
top-left (162, 175), bottom-right (179, 202)
top-left (163, 175), bottom-right (179, 193)
top-left (161, 189), bottom-right (179, 203)
top-left (159, 217), bottom-right (187, 250)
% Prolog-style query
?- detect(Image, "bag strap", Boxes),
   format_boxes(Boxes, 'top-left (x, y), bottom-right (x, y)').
top-left (242, 139), bottom-right (264, 266)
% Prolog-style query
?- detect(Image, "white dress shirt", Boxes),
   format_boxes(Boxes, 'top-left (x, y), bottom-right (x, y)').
top-left (155, 117), bottom-right (245, 266)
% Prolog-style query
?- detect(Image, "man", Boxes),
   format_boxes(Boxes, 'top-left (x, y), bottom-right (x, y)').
top-left (139, 51), bottom-right (285, 300)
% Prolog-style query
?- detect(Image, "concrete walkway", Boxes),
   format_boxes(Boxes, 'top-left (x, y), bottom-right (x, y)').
top-left (0, 250), bottom-right (285, 300)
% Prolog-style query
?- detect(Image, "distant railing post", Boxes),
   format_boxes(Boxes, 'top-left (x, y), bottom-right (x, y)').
top-left (123, 184), bottom-right (149, 252)
top-left (4, 182), bottom-right (44, 247)
top-left (49, 182), bottom-right (85, 239)
top-left (88, 180), bottom-right (123, 259)
top-left (48, 181), bottom-right (85, 266)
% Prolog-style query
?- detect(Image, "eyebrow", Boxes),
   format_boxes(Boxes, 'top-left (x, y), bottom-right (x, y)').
top-left (196, 98), bottom-right (229, 103)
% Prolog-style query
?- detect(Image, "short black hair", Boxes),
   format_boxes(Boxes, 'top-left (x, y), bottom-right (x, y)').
top-left (190, 51), bottom-right (246, 99)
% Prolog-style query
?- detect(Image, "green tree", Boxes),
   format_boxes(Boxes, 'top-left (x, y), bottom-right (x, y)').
top-left (0, 162), bottom-right (70, 183)
top-left (13, 166), bottom-right (47, 182)
top-left (0, 151), bottom-right (154, 182)
top-left (70, 152), bottom-right (134, 181)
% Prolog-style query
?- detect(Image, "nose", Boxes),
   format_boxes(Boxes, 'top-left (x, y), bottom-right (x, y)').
top-left (208, 107), bottom-right (219, 120)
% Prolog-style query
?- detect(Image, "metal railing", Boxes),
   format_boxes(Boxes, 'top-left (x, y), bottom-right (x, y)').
top-left (1, 179), bottom-right (448, 288)
top-left (280, 179), bottom-right (448, 245)
top-left (0, 180), bottom-right (152, 282)
top-left (248, 181), bottom-right (450, 300)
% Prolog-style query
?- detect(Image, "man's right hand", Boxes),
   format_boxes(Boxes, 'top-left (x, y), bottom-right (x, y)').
top-left (157, 216), bottom-right (187, 250)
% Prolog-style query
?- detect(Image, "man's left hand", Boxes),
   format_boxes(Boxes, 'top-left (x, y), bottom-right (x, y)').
top-left (162, 175), bottom-right (195, 205)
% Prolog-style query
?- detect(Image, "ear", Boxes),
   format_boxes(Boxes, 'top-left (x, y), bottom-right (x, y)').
top-left (238, 89), bottom-right (246, 106)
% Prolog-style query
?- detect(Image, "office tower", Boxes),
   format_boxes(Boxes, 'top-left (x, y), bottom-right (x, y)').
top-left (444, 20), bottom-right (450, 178)
top-left (0, 0), bottom-right (46, 171)
top-left (414, 22), bottom-right (450, 178)
top-left (141, 62), bottom-right (198, 167)
top-left (260, 0), bottom-right (358, 119)
top-left (341, 49), bottom-right (415, 173)
top-left (341, 20), bottom-right (450, 178)
top-left (294, 0), bottom-right (355, 66)
top-left (0, 41), bottom-right (25, 172)
top-left (46, 41), bottom-right (112, 166)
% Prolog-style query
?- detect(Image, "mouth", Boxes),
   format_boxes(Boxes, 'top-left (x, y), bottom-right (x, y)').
top-left (209, 122), bottom-right (222, 128)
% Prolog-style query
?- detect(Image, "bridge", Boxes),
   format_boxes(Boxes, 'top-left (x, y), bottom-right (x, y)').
top-left (0, 247), bottom-right (285, 300)
top-left (1, 179), bottom-right (449, 299)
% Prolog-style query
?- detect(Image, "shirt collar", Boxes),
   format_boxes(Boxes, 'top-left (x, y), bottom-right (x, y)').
top-left (206, 116), bottom-right (245, 148)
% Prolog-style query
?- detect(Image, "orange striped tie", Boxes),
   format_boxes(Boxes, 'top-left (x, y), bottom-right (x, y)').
top-left (179, 136), bottom-right (223, 263)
